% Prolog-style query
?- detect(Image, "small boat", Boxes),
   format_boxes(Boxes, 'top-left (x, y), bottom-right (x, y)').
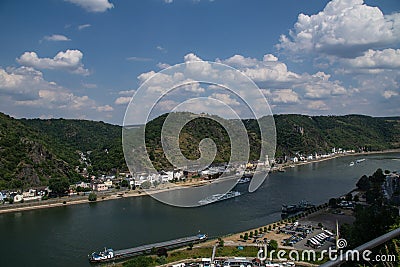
top-left (356, 158), bottom-right (365, 164)
top-left (89, 248), bottom-right (114, 262)
top-left (349, 162), bottom-right (355, 166)
top-left (198, 191), bottom-right (241, 205)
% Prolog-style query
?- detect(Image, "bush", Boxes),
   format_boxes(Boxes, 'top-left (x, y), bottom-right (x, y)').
top-left (88, 192), bottom-right (97, 201)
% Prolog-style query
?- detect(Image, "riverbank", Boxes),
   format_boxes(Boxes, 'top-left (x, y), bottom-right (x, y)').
top-left (117, 202), bottom-right (352, 267)
top-left (276, 148), bottom-right (400, 171)
top-left (1, 148), bottom-right (399, 215)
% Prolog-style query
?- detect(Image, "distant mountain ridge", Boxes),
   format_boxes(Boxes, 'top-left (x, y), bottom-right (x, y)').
top-left (0, 112), bottom-right (399, 190)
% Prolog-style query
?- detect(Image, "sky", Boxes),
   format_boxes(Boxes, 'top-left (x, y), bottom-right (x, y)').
top-left (0, 0), bottom-right (399, 125)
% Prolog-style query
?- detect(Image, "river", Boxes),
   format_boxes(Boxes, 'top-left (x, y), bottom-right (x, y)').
top-left (1, 152), bottom-right (399, 266)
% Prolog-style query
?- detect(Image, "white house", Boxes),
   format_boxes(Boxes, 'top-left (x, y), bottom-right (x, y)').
top-left (93, 183), bottom-right (108, 192)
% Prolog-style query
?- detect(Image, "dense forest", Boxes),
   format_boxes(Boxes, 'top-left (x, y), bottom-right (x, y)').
top-left (0, 112), bottom-right (399, 190)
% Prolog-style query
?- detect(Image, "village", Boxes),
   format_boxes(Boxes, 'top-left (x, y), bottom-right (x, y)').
top-left (0, 147), bottom-right (380, 206)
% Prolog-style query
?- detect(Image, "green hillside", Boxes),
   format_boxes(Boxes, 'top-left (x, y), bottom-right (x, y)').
top-left (0, 112), bottom-right (399, 190)
top-left (0, 113), bottom-right (80, 189)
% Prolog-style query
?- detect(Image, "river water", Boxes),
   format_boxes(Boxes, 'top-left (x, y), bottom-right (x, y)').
top-left (1, 153), bottom-right (399, 267)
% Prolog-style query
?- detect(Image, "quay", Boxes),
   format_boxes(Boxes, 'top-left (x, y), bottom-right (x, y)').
top-left (89, 234), bottom-right (207, 263)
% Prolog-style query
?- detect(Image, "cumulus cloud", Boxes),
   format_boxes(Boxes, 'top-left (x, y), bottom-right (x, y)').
top-left (65, 0), bottom-right (114, 13)
top-left (157, 62), bottom-right (171, 69)
top-left (0, 67), bottom-right (108, 116)
top-left (264, 89), bottom-right (300, 104)
top-left (184, 53), bottom-right (203, 62)
top-left (115, 96), bottom-right (132, 105)
top-left (17, 49), bottom-right (89, 76)
top-left (43, 34), bottom-right (70, 42)
top-left (278, 0), bottom-right (400, 58)
top-left (344, 49), bottom-right (400, 70)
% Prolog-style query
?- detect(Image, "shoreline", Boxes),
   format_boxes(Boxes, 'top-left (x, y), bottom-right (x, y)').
top-left (1, 148), bottom-right (399, 215)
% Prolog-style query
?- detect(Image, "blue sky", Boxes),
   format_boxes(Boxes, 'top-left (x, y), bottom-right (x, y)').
top-left (0, 0), bottom-right (399, 124)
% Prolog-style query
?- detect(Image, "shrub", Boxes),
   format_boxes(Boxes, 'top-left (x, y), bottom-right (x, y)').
top-left (88, 192), bottom-right (97, 201)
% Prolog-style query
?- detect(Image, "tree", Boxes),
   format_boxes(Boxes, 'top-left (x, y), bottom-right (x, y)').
top-left (328, 198), bottom-right (337, 208)
top-left (353, 195), bottom-right (359, 202)
top-left (218, 238), bottom-right (224, 247)
top-left (49, 177), bottom-right (69, 197)
top-left (356, 175), bottom-right (370, 190)
top-left (239, 234), bottom-right (244, 239)
top-left (140, 181), bottom-right (151, 189)
top-left (88, 192), bottom-right (97, 201)
top-left (121, 179), bottom-right (129, 188)
top-left (268, 240), bottom-right (278, 250)
top-left (188, 243), bottom-right (193, 250)
top-left (244, 233), bottom-right (249, 240)
top-left (345, 193), bottom-right (353, 201)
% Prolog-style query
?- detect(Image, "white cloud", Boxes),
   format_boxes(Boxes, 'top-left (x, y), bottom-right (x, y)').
top-left (164, 0), bottom-right (173, 3)
top-left (184, 53), bottom-right (203, 62)
top-left (307, 100), bottom-right (329, 111)
top-left (97, 105), bottom-right (114, 112)
top-left (264, 89), bottom-right (300, 104)
top-left (78, 24), bottom-right (91, 30)
top-left (156, 45), bottom-right (167, 52)
top-left (278, 0), bottom-right (400, 58)
top-left (345, 49), bottom-right (400, 70)
top-left (17, 49), bottom-right (89, 76)
top-left (382, 90), bottom-right (399, 99)
top-left (0, 67), bottom-right (105, 115)
top-left (43, 34), bottom-right (70, 41)
top-left (126, 56), bottom-right (153, 62)
top-left (301, 72), bottom-right (347, 99)
top-left (118, 89), bottom-right (135, 95)
top-left (65, 0), bottom-right (114, 13)
top-left (115, 96), bottom-right (132, 105)
top-left (210, 93), bottom-right (240, 106)
top-left (157, 62), bottom-right (171, 69)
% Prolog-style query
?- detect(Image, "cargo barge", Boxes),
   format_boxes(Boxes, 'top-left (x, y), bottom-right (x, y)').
top-left (89, 233), bottom-right (207, 263)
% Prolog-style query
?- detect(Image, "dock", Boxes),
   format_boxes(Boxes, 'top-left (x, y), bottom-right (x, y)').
top-left (89, 234), bottom-right (207, 263)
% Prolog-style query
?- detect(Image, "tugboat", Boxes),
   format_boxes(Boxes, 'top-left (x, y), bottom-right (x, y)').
top-left (89, 248), bottom-right (114, 262)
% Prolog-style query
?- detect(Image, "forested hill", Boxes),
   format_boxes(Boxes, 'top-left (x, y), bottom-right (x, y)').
top-left (0, 112), bottom-right (399, 189)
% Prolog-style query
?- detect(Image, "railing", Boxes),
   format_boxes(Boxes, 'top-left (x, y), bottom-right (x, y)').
top-left (320, 227), bottom-right (400, 267)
